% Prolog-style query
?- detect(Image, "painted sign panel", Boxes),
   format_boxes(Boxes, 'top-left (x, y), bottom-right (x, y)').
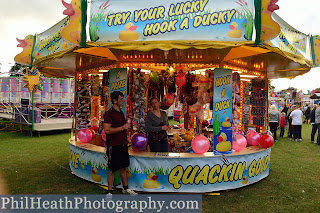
top-left (213, 68), bottom-right (233, 155)
top-left (89, 0), bottom-right (254, 42)
top-left (311, 35), bottom-right (320, 67)
top-left (70, 143), bottom-right (271, 192)
top-left (271, 13), bottom-right (311, 60)
top-left (33, 17), bottom-right (76, 60)
top-left (109, 68), bottom-right (128, 115)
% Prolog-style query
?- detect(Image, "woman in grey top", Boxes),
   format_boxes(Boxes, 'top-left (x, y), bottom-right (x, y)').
top-left (269, 105), bottom-right (280, 142)
top-left (145, 97), bottom-right (170, 152)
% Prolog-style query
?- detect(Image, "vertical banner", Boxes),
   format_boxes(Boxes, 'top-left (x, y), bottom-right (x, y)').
top-left (213, 68), bottom-right (233, 155)
top-left (109, 68), bottom-right (127, 115)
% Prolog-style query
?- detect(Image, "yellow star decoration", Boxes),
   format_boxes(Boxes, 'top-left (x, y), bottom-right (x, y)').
top-left (23, 67), bottom-right (41, 93)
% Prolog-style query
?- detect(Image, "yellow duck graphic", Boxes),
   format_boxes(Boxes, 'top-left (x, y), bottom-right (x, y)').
top-left (260, 0), bottom-right (280, 43)
top-left (222, 117), bottom-right (231, 127)
top-left (91, 167), bottom-right (101, 182)
top-left (14, 35), bottom-right (34, 65)
top-left (61, 0), bottom-right (82, 45)
top-left (228, 22), bottom-right (242, 38)
top-left (126, 169), bottom-right (132, 178)
top-left (143, 172), bottom-right (159, 189)
top-left (242, 176), bottom-right (248, 185)
top-left (119, 22), bottom-right (139, 41)
top-left (216, 132), bottom-right (231, 152)
top-left (80, 162), bottom-right (85, 169)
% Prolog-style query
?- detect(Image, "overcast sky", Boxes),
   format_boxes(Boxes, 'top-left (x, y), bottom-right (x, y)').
top-left (0, 0), bottom-right (319, 93)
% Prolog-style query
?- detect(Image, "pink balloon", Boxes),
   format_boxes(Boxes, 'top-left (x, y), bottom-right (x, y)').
top-left (233, 134), bottom-right (247, 152)
top-left (191, 135), bottom-right (210, 154)
top-left (78, 129), bottom-right (93, 143)
top-left (101, 130), bottom-right (106, 141)
top-left (246, 130), bottom-right (255, 137)
top-left (246, 131), bottom-right (261, 146)
top-left (180, 123), bottom-right (184, 129)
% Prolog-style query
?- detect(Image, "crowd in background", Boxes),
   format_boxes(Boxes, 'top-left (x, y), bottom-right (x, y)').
top-left (268, 103), bottom-right (320, 145)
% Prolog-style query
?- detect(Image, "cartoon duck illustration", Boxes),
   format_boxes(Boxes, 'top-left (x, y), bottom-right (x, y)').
top-left (142, 172), bottom-right (159, 189)
top-left (260, 0), bottom-right (280, 43)
top-left (126, 169), bottom-right (132, 178)
top-left (216, 132), bottom-right (231, 152)
top-left (119, 22), bottom-right (139, 41)
top-left (61, 0), bottom-right (82, 45)
top-left (80, 162), bottom-right (85, 169)
top-left (91, 167), bottom-right (101, 182)
top-left (242, 176), bottom-right (248, 185)
top-left (222, 117), bottom-right (231, 127)
top-left (228, 22), bottom-right (242, 38)
top-left (14, 35), bottom-right (34, 65)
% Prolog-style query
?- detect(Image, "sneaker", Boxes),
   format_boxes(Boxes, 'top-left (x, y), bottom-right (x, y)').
top-left (299, 139), bottom-right (302, 142)
top-left (122, 189), bottom-right (138, 195)
top-left (294, 139), bottom-right (298, 142)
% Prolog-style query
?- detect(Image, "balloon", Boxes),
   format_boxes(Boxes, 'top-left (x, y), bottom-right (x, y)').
top-left (101, 130), bottom-right (106, 141)
top-left (259, 134), bottom-right (274, 149)
top-left (191, 135), bottom-right (210, 154)
top-left (78, 129), bottom-right (93, 143)
top-left (246, 131), bottom-right (261, 146)
top-left (246, 130), bottom-right (255, 137)
top-left (180, 118), bottom-right (184, 124)
top-left (150, 72), bottom-right (160, 84)
top-left (163, 93), bottom-right (175, 106)
top-left (131, 132), bottom-right (149, 151)
top-left (175, 73), bottom-right (186, 88)
top-left (180, 123), bottom-right (185, 129)
top-left (233, 135), bottom-right (247, 152)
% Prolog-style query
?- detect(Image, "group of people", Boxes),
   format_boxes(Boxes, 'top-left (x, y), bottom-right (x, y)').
top-left (102, 91), bottom-right (171, 195)
top-left (269, 103), bottom-right (320, 145)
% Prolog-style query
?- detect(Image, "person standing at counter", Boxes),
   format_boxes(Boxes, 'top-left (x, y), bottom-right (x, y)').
top-left (289, 105), bottom-right (303, 142)
top-left (103, 91), bottom-right (137, 195)
top-left (146, 97), bottom-right (170, 152)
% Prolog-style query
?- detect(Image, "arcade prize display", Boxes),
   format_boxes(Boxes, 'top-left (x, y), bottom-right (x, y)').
top-left (16, 0), bottom-right (318, 193)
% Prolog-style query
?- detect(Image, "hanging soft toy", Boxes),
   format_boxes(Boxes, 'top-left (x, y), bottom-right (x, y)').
top-left (150, 71), bottom-right (160, 84)
top-left (175, 73), bottom-right (186, 88)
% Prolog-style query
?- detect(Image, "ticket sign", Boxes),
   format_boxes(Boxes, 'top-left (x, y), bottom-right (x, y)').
top-left (213, 68), bottom-right (233, 155)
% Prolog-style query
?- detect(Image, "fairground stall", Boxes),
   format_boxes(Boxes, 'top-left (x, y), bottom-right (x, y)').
top-left (14, 0), bottom-right (319, 193)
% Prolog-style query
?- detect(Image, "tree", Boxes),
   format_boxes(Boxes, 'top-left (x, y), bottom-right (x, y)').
top-left (268, 80), bottom-right (275, 91)
top-left (9, 63), bottom-right (28, 77)
top-left (286, 87), bottom-right (297, 91)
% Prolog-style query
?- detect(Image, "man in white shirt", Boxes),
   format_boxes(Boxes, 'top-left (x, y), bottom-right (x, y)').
top-left (289, 105), bottom-right (303, 142)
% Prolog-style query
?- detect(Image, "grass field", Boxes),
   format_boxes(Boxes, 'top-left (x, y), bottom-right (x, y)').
top-left (0, 123), bottom-right (319, 212)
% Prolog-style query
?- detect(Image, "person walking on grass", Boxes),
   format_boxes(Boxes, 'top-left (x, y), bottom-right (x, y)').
top-left (289, 105), bottom-right (303, 142)
top-left (315, 102), bottom-right (320, 146)
top-left (310, 104), bottom-right (318, 143)
top-left (103, 91), bottom-right (137, 195)
top-left (280, 112), bottom-right (287, 138)
top-left (287, 106), bottom-right (293, 140)
top-left (269, 105), bottom-right (280, 142)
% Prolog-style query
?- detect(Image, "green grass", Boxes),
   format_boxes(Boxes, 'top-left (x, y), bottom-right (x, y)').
top-left (0, 123), bottom-right (319, 211)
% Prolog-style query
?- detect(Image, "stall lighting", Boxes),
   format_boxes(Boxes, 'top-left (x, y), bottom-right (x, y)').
top-left (239, 81), bottom-right (244, 130)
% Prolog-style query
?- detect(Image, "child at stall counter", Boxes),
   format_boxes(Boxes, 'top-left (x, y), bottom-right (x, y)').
top-left (280, 112), bottom-right (287, 138)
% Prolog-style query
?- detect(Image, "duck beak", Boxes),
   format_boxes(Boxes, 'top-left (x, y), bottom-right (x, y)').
top-left (229, 25), bottom-right (235, 30)
top-left (62, 0), bottom-right (75, 16)
top-left (16, 38), bottom-right (27, 47)
top-left (129, 25), bottom-right (137, 31)
top-left (152, 176), bottom-right (158, 180)
top-left (268, 0), bottom-right (280, 12)
top-left (217, 136), bottom-right (223, 142)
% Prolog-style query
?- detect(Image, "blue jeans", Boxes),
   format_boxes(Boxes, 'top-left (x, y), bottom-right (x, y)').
top-left (149, 138), bottom-right (169, 152)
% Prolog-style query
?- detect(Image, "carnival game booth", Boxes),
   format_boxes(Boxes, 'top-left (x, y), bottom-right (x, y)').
top-left (16, 0), bottom-right (317, 193)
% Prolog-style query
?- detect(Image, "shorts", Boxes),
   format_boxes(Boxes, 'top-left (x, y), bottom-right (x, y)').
top-left (106, 144), bottom-right (129, 172)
